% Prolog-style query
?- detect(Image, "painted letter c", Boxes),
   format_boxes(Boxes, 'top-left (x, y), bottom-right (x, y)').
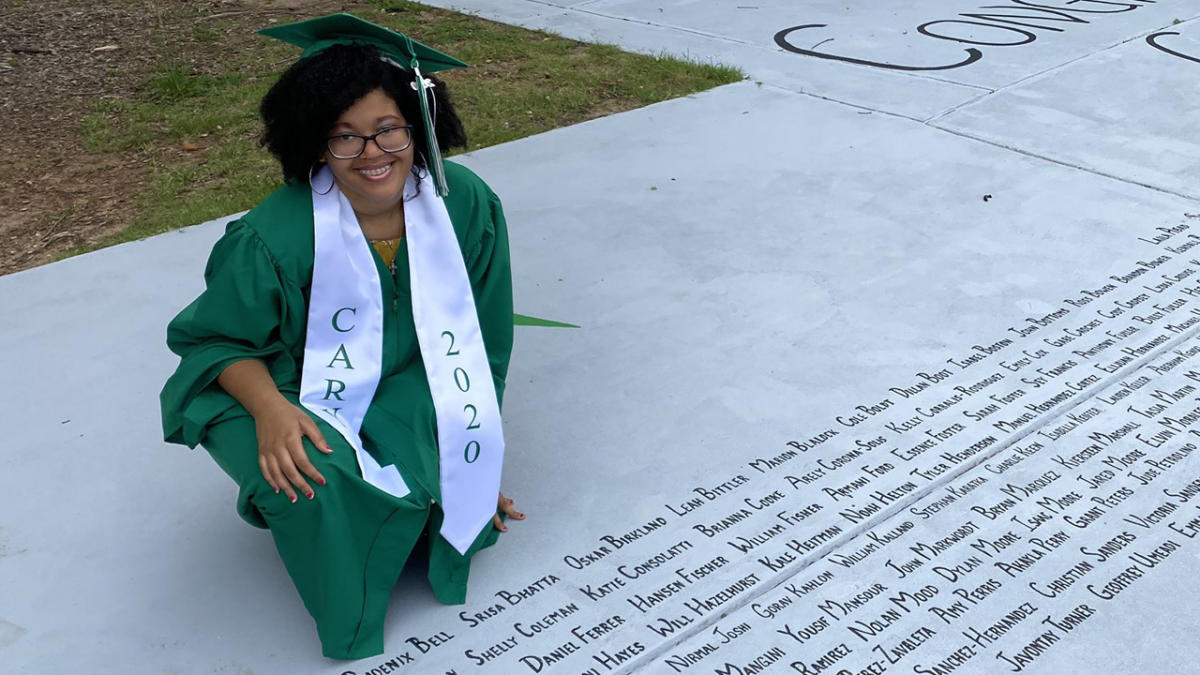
top-left (774, 24), bottom-right (982, 72)
top-left (332, 307), bottom-right (356, 333)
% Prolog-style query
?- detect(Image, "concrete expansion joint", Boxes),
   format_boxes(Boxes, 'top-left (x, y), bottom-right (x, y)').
top-left (755, 80), bottom-right (928, 125)
top-left (921, 124), bottom-right (1200, 204)
top-left (651, 77), bottom-right (1195, 206)
top-left (521, 0), bottom-right (756, 46)
top-left (930, 14), bottom-right (1200, 124)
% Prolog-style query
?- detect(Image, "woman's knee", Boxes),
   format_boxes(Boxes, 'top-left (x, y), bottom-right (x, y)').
top-left (205, 418), bottom-right (352, 495)
top-left (249, 454), bottom-right (354, 518)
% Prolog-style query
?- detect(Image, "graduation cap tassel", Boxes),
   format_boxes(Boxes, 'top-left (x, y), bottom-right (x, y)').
top-left (414, 65), bottom-right (450, 198)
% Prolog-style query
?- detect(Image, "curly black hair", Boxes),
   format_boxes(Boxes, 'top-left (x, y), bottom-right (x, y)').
top-left (260, 43), bottom-right (467, 184)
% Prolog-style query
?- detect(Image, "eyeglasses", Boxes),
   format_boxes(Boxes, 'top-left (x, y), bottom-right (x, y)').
top-left (326, 125), bottom-right (414, 159)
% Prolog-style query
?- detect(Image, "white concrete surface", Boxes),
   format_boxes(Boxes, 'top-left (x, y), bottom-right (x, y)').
top-left (4, 1), bottom-right (1200, 674)
top-left (935, 23), bottom-right (1200, 200)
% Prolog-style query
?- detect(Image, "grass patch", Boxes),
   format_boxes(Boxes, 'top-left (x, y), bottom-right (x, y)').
top-left (70, 2), bottom-right (741, 255)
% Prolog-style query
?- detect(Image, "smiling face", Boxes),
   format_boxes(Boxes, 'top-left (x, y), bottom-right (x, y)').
top-left (323, 88), bottom-right (415, 221)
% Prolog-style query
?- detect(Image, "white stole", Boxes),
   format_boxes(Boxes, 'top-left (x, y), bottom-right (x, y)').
top-left (300, 166), bottom-right (505, 555)
top-left (300, 166), bottom-right (411, 499)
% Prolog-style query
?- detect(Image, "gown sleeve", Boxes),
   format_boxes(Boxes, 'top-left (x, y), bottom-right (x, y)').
top-left (465, 185), bottom-right (515, 409)
top-left (160, 220), bottom-right (303, 448)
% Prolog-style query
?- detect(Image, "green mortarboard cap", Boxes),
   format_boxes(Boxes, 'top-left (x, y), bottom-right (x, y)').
top-left (259, 13), bottom-right (465, 197)
top-left (258, 12), bottom-right (466, 73)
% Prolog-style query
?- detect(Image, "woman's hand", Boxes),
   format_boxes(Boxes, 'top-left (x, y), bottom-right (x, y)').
top-left (252, 397), bottom-right (333, 503)
top-left (217, 359), bottom-right (332, 504)
top-left (494, 492), bottom-right (525, 533)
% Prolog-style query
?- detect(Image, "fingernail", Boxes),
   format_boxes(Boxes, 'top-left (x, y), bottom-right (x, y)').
top-left (517, 513), bottom-right (526, 519)
top-left (307, 492), bottom-right (315, 500)
top-left (290, 495), bottom-right (297, 503)
top-left (501, 526), bottom-right (508, 532)
top-left (274, 488), bottom-right (280, 494)
top-left (319, 478), bottom-right (327, 486)
top-left (325, 445), bottom-right (333, 452)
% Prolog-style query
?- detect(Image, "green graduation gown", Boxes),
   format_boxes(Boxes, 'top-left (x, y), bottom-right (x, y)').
top-left (160, 161), bottom-right (514, 660)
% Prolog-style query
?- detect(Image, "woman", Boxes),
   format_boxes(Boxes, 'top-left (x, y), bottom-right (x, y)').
top-left (159, 13), bottom-right (522, 660)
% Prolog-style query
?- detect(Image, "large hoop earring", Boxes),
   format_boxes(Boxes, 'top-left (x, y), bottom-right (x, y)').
top-left (404, 161), bottom-right (424, 202)
top-left (308, 162), bottom-right (334, 195)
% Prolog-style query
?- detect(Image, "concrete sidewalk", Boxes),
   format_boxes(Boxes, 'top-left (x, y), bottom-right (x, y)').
top-left (4, 2), bottom-right (1200, 673)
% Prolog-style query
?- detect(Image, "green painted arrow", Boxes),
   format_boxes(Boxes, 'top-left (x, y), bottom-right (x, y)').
top-left (514, 313), bottom-right (579, 328)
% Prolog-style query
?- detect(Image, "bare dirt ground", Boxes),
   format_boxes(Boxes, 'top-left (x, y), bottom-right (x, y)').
top-left (0, 0), bottom-right (351, 275)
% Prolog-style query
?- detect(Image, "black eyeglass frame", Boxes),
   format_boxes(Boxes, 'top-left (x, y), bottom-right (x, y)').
top-left (325, 125), bottom-right (415, 159)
